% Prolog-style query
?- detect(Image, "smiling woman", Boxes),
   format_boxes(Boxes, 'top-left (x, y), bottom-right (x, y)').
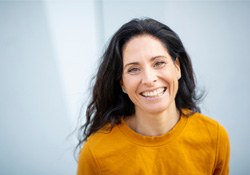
top-left (121, 35), bottom-right (181, 135)
top-left (122, 35), bottom-right (180, 119)
top-left (77, 18), bottom-right (230, 175)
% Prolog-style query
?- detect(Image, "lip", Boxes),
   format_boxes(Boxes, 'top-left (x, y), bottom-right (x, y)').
top-left (140, 87), bottom-right (167, 98)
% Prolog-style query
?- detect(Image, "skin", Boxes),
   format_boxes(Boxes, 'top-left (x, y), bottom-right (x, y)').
top-left (121, 34), bottom-right (181, 136)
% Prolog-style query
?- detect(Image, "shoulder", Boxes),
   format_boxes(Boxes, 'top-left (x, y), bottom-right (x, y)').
top-left (189, 113), bottom-right (231, 173)
top-left (187, 112), bottom-right (225, 132)
top-left (82, 123), bottom-right (129, 157)
top-left (86, 124), bottom-right (123, 147)
top-left (183, 112), bottom-right (229, 144)
top-left (79, 122), bottom-right (132, 170)
top-left (188, 112), bottom-right (218, 125)
top-left (180, 112), bottom-right (230, 174)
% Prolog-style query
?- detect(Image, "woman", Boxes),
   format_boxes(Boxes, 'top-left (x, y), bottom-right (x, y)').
top-left (77, 18), bottom-right (230, 175)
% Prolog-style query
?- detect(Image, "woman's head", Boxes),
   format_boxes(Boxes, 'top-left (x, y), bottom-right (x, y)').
top-left (82, 18), bottom-right (201, 140)
top-left (121, 34), bottom-right (181, 115)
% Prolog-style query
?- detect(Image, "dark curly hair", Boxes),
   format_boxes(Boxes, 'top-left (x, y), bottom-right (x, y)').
top-left (77, 18), bottom-right (202, 150)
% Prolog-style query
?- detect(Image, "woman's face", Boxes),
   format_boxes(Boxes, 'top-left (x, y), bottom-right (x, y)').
top-left (121, 35), bottom-right (181, 115)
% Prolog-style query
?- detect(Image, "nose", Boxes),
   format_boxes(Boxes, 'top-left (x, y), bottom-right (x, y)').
top-left (141, 67), bottom-right (157, 86)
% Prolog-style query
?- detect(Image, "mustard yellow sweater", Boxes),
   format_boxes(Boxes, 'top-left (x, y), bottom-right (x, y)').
top-left (78, 112), bottom-right (230, 175)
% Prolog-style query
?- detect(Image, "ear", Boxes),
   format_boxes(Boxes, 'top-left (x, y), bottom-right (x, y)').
top-left (120, 80), bottom-right (123, 88)
top-left (174, 58), bottom-right (181, 80)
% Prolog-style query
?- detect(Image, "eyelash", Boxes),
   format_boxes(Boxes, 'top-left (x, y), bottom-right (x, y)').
top-left (127, 67), bottom-right (140, 74)
top-left (154, 61), bottom-right (166, 68)
top-left (127, 61), bottom-right (166, 74)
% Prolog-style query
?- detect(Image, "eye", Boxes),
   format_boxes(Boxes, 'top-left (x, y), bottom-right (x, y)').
top-left (154, 61), bottom-right (166, 68)
top-left (127, 67), bottom-right (140, 74)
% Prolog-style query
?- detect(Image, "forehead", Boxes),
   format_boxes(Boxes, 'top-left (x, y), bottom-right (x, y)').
top-left (122, 34), bottom-right (169, 62)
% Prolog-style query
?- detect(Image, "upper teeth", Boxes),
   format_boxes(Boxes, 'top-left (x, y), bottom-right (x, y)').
top-left (142, 88), bottom-right (165, 97)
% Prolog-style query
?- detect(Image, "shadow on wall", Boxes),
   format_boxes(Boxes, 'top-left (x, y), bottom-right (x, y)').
top-left (0, 2), bottom-right (76, 174)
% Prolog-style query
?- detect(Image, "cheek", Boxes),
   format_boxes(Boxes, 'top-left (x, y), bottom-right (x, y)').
top-left (168, 67), bottom-right (180, 79)
top-left (122, 76), bottom-right (140, 93)
top-left (160, 69), bottom-right (179, 87)
top-left (122, 76), bottom-right (133, 90)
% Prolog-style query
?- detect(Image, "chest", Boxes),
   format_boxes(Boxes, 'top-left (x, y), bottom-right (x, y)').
top-left (96, 142), bottom-right (216, 175)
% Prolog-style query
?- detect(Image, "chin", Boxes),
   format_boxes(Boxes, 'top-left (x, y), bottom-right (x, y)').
top-left (144, 106), bottom-right (169, 114)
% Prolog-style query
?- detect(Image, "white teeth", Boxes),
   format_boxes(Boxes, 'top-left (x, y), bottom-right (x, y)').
top-left (142, 88), bottom-right (165, 97)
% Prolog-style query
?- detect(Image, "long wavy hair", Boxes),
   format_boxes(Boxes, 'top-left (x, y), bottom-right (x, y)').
top-left (77, 18), bottom-right (202, 150)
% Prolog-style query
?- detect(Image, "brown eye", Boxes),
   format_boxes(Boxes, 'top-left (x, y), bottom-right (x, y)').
top-left (127, 67), bottom-right (140, 74)
top-left (154, 61), bottom-right (166, 68)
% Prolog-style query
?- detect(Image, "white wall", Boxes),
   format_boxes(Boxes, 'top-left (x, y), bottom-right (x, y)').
top-left (0, 1), bottom-right (98, 174)
top-left (0, 0), bottom-right (249, 174)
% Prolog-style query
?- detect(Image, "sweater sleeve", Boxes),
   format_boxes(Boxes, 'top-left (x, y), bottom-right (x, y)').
top-left (213, 124), bottom-right (230, 175)
top-left (77, 142), bottom-right (101, 175)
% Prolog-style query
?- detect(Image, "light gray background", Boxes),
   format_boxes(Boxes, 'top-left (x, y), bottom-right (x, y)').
top-left (0, 0), bottom-right (249, 174)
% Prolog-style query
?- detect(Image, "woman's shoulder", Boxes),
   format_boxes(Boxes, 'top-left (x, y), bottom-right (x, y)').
top-left (84, 123), bottom-right (124, 149)
top-left (185, 111), bottom-right (229, 140)
top-left (80, 122), bottom-right (132, 164)
top-left (187, 111), bottom-right (219, 127)
top-left (78, 124), bottom-right (122, 175)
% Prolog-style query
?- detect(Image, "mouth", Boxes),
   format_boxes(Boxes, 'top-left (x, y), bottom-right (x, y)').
top-left (140, 87), bottom-right (167, 98)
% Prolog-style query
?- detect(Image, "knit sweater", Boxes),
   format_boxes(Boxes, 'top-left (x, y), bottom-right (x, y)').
top-left (77, 112), bottom-right (230, 175)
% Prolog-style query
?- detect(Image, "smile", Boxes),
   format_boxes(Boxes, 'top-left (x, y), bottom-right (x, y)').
top-left (140, 87), bottom-right (166, 97)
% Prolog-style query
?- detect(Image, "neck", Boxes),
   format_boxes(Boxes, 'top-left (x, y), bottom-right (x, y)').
top-left (126, 107), bottom-right (180, 136)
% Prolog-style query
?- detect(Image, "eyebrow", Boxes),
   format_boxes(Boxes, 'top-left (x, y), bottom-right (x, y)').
top-left (123, 55), bottom-right (167, 69)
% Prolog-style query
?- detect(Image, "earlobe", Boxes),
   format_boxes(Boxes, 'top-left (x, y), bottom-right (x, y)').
top-left (178, 72), bottom-right (181, 80)
top-left (120, 81), bottom-right (127, 94)
top-left (175, 58), bottom-right (181, 79)
top-left (177, 69), bottom-right (181, 80)
top-left (122, 88), bottom-right (127, 94)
